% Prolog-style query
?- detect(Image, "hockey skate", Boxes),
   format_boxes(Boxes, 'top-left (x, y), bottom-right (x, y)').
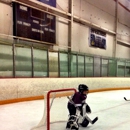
top-left (66, 115), bottom-right (79, 130)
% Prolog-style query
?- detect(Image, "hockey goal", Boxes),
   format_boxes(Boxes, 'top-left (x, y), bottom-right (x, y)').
top-left (31, 88), bottom-right (77, 130)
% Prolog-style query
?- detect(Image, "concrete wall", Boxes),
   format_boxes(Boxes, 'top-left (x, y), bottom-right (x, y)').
top-left (0, 77), bottom-right (130, 104)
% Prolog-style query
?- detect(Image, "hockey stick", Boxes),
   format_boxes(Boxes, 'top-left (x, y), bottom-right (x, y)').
top-left (124, 97), bottom-right (130, 101)
top-left (67, 96), bottom-right (98, 124)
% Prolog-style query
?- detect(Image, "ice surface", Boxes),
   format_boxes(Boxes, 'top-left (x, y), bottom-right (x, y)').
top-left (0, 90), bottom-right (130, 130)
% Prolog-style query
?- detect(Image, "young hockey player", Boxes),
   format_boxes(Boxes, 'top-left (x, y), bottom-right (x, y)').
top-left (66, 84), bottom-right (96, 130)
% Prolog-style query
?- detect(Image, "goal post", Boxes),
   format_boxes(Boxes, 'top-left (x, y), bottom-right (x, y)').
top-left (31, 88), bottom-right (77, 130)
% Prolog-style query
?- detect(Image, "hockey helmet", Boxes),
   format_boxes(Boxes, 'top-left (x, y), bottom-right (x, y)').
top-left (78, 84), bottom-right (89, 92)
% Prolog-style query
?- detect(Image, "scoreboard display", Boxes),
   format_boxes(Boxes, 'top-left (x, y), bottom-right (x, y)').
top-left (13, 2), bottom-right (56, 44)
top-left (90, 28), bottom-right (106, 49)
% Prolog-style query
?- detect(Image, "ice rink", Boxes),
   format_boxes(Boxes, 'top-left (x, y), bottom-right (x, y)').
top-left (0, 90), bottom-right (130, 130)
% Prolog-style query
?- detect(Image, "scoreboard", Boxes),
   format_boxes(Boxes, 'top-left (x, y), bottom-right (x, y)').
top-left (13, 2), bottom-right (56, 44)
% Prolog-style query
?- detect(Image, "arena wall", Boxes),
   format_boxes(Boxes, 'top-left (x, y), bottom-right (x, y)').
top-left (0, 77), bottom-right (130, 105)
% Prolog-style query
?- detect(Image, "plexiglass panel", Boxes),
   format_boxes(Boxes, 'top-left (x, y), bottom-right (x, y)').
top-left (33, 49), bottom-right (48, 77)
top-left (108, 59), bottom-right (117, 77)
top-left (0, 44), bottom-right (13, 77)
top-left (49, 52), bottom-right (58, 77)
top-left (117, 60), bottom-right (125, 77)
top-left (59, 53), bottom-right (68, 77)
top-left (94, 57), bottom-right (101, 77)
top-left (78, 55), bottom-right (84, 77)
top-left (70, 54), bottom-right (77, 77)
top-left (85, 56), bottom-right (94, 77)
top-left (101, 59), bottom-right (108, 77)
top-left (125, 61), bottom-right (130, 77)
top-left (15, 46), bottom-right (32, 77)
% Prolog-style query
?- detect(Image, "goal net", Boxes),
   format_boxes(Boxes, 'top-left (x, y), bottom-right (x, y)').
top-left (31, 88), bottom-right (77, 130)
